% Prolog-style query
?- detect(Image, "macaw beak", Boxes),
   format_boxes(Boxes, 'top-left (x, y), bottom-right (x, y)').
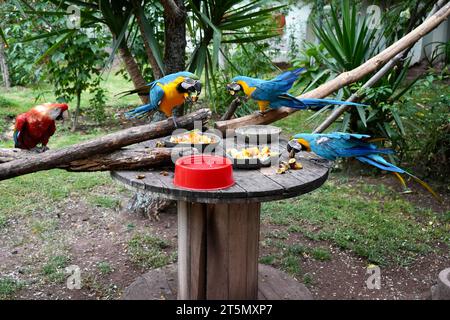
top-left (182, 79), bottom-right (202, 103)
top-left (287, 139), bottom-right (303, 158)
top-left (56, 110), bottom-right (69, 121)
top-left (226, 82), bottom-right (242, 96)
top-left (193, 81), bottom-right (202, 97)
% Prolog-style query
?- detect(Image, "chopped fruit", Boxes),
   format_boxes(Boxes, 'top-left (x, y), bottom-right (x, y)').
top-left (226, 146), bottom-right (279, 160)
top-left (170, 130), bottom-right (216, 144)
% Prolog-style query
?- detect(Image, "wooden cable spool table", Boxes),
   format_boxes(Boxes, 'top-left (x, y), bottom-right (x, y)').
top-left (112, 137), bottom-right (329, 300)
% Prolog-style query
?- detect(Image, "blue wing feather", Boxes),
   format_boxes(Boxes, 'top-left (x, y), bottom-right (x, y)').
top-left (125, 83), bottom-right (164, 119)
top-left (13, 130), bottom-right (20, 148)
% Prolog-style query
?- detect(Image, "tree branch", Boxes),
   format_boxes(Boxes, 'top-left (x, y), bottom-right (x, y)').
top-left (220, 97), bottom-right (248, 121)
top-left (0, 108), bottom-right (211, 180)
top-left (313, 0), bottom-right (448, 133)
top-left (0, 147), bottom-right (196, 171)
top-left (214, 2), bottom-right (450, 133)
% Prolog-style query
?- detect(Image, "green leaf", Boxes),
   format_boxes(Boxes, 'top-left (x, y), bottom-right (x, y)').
top-left (356, 105), bottom-right (367, 127)
top-left (135, 4), bottom-right (165, 76)
top-left (391, 110), bottom-right (405, 135)
top-left (34, 31), bottom-right (75, 66)
top-left (0, 27), bottom-right (7, 46)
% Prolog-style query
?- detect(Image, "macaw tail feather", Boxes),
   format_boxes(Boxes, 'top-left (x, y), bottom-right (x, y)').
top-left (357, 154), bottom-right (441, 202)
top-left (406, 173), bottom-right (442, 202)
top-left (356, 155), bottom-right (404, 173)
top-left (124, 103), bottom-right (156, 119)
top-left (116, 85), bottom-right (151, 98)
top-left (300, 98), bottom-right (366, 109)
top-left (392, 172), bottom-right (408, 190)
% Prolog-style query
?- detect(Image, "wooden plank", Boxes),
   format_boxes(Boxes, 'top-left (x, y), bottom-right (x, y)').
top-left (188, 203), bottom-right (206, 299)
top-left (177, 201), bottom-right (190, 299)
top-left (228, 203), bottom-right (249, 299)
top-left (233, 170), bottom-right (284, 197)
top-left (246, 202), bottom-right (260, 298)
top-left (111, 138), bottom-right (330, 203)
top-left (206, 203), bottom-right (229, 299)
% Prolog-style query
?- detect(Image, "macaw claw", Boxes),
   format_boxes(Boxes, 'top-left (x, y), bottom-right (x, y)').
top-left (31, 145), bottom-right (49, 153)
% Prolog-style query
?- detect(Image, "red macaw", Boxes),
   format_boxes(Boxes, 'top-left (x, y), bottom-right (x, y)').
top-left (14, 103), bottom-right (69, 151)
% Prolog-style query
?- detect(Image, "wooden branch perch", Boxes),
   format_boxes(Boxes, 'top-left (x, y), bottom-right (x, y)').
top-left (0, 108), bottom-right (211, 180)
top-left (220, 97), bottom-right (248, 121)
top-left (313, 51), bottom-right (407, 133)
top-left (214, 2), bottom-right (450, 133)
top-left (0, 147), bottom-right (196, 172)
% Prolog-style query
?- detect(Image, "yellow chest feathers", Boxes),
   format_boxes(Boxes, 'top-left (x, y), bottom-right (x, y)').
top-left (157, 77), bottom-right (188, 116)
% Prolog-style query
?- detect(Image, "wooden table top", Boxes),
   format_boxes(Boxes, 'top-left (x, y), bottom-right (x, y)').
top-left (111, 136), bottom-right (330, 203)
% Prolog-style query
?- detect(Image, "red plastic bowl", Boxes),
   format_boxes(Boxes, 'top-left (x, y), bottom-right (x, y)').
top-left (174, 155), bottom-right (234, 190)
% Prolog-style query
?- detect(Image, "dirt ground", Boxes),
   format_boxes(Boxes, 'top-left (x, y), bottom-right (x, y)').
top-left (0, 175), bottom-right (448, 300)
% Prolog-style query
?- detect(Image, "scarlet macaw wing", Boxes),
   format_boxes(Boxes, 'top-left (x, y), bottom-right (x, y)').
top-left (40, 121), bottom-right (56, 146)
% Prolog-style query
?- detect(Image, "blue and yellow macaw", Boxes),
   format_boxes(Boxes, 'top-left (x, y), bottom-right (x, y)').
top-left (287, 132), bottom-right (441, 201)
top-left (120, 71), bottom-right (201, 126)
top-left (226, 68), bottom-right (365, 113)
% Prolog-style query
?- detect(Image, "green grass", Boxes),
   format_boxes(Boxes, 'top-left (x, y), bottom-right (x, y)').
top-left (262, 176), bottom-right (449, 266)
top-left (0, 72), bottom-right (138, 117)
top-left (41, 255), bottom-right (70, 284)
top-left (127, 232), bottom-right (173, 269)
top-left (0, 214), bottom-right (7, 229)
top-left (311, 247), bottom-right (332, 261)
top-left (0, 277), bottom-right (23, 299)
top-left (97, 261), bottom-right (113, 275)
top-left (88, 195), bottom-right (120, 209)
top-left (260, 241), bottom-right (332, 277)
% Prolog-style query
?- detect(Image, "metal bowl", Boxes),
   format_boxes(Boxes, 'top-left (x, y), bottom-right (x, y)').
top-left (164, 132), bottom-right (222, 153)
top-left (235, 125), bottom-right (282, 144)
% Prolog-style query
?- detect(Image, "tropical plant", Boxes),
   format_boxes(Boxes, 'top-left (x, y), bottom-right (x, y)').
top-left (308, 0), bottom-right (421, 153)
top-left (1, 0), bottom-right (283, 116)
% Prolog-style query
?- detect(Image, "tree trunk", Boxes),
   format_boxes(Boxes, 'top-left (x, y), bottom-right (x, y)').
top-left (0, 108), bottom-right (211, 180)
top-left (118, 45), bottom-right (149, 104)
top-left (71, 90), bottom-right (81, 132)
top-left (156, 0), bottom-right (187, 117)
top-left (161, 0), bottom-right (187, 74)
top-left (0, 40), bottom-right (10, 88)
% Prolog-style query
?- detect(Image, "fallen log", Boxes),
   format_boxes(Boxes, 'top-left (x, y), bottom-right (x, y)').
top-left (214, 3), bottom-right (450, 133)
top-left (0, 147), bottom-right (196, 172)
top-left (0, 108), bottom-right (211, 180)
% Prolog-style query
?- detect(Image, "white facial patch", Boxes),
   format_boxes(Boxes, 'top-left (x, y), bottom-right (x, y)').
top-left (49, 108), bottom-right (62, 120)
